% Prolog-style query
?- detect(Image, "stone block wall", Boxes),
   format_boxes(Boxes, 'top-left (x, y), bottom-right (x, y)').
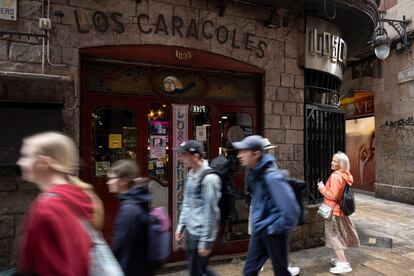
top-left (372, 0), bottom-right (414, 204)
top-left (290, 205), bottom-right (325, 251)
top-left (341, 0), bottom-right (414, 204)
top-left (0, 168), bottom-right (38, 268)
top-left (0, 0), bottom-right (310, 268)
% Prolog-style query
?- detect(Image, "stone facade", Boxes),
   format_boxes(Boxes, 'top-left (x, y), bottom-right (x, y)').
top-left (0, 0), bottom-right (320, 268)
top-left (342, 0), bottom-right (414, 204)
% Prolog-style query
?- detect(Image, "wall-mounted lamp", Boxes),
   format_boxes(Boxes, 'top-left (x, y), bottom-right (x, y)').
top-left (372, 13), bottom-right (411, 60)
top-left (265, 10), bottom-right (281, 28)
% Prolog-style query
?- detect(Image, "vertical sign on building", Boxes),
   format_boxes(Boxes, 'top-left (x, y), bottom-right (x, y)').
top-left (0, 0), bottom-right (17, 21)
top-left (172, 104), bottom-right (188, 250)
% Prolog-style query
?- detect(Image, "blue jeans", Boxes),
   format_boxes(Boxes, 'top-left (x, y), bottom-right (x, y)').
top-left (186, 232), bottom-right (217, 276)
top-left (244, 231), bottom-right (290, 276)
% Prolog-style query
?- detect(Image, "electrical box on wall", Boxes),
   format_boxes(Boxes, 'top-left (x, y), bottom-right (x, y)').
top-left (39, 18), bottom-right (52, 30)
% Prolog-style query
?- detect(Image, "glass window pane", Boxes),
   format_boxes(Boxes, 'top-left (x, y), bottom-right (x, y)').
top-left (191, 104), bottom-right (210, 160)
top-left (219, 112), bottom-right (252, 241)
top-left (92, 107), bottom-right (136, 176)
top-left (148, 103), bottom-right (169, 184)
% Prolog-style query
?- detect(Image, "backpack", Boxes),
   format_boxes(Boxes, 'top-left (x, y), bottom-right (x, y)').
top-left (146, 207), bottom-right (172, 267)
top-left (341, 184), bottom-right (355, 216)
top-left (286, 178), bottom-right (308, 225)
top-left (265, 167), bottom-right (308, 225)
top-left (123, 200), bottom-right (172, 267)
top-left (199, 155), bottom-right (237, 223)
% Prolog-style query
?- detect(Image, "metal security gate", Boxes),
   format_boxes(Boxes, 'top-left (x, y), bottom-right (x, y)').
top-left (305, 104), bottom-right (345, 204)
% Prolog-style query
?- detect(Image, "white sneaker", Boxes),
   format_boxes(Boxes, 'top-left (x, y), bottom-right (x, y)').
top-left (330, 258), bottom-right (338, 267)
top-left (288, 265), bottom-right (300, 276)
top-left (329, 262), bottom-right (352, 274)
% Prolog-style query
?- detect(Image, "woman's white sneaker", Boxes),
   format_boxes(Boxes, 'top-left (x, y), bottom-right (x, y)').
top-left (330, 258), bottom-right (338, 267)
top-left (288, 265), bottom-right (300, 276)
top-left (329, 262), bottom-right (352, 274)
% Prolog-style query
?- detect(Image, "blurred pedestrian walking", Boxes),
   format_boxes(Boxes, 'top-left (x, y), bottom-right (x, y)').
top-left (175, 140), bottom-right (221, 276)
top-left (233, 135), bottom-right (300, 276)
top-left (106, 160), bottom-right (153, 276)
top-left (261, 138), bottom-right (300, 276)
top-left (317, 152), bottom-right (360, 274)
top-left (16, 131), bottom-right (104, 276)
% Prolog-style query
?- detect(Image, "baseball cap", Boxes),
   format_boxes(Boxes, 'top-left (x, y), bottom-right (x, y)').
top-left (232, 135), bottom-right (264, 151)
top-left (262, 138), bottom-right (278, 150)
top-left (178, 140), bottom-right (205, 157)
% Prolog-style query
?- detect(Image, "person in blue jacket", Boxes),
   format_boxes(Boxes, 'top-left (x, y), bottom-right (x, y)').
top-left (106, 160), bottom-right (153, 276)
top-left (232, 135), bottom-right (300, 276)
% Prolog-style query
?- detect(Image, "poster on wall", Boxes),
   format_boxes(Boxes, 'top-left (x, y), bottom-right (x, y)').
top-left (345, 117), bottom-right (375, 192)
top-left (172, 104), bottom-right (188, 251)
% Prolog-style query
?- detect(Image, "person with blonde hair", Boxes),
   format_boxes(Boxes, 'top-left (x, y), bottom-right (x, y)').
top-left (106, 159), bottom-right (153, 276)
top-left (17, 131), bottom-right (104, 276)
top-left (318, 151), bottom-right (360, 274)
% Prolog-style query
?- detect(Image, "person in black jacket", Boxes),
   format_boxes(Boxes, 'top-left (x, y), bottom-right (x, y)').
top-left (106, 160), bottom-right (153, 276)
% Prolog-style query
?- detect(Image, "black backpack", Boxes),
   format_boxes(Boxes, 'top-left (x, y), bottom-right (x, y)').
top-left (286, 178), bottom-right (308, 225)
top-left (341, 184), bottom-right (355, 216)
top-left (199, 155), bottom-right (236, 223)
top-left (265, 167), bottom-right (308, 225)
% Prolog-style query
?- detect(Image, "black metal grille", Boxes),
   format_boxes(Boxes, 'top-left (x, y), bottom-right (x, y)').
top-left (305, 105), bottom-right (345, 204)
top-left (305, 69), bottom-right (341, 107)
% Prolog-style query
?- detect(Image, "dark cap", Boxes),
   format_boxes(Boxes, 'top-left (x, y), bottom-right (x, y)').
top-left (232, 135), bottom-right (264, 151)
top-left (178, 140), bottom-right (205, 157)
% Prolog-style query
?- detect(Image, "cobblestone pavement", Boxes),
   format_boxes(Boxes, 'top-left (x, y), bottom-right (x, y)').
top-left (159, 192), bottom-right (414, 275)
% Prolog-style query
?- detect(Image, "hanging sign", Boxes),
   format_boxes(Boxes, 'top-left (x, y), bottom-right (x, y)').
top-left (306, 16), bottom-right (347, 80)
top-left (0, 0), bottom-right (17, 21)
top-left (172, 104), bottom-right (188, 251)
top-left (340, 91), bottom-right (374, 119)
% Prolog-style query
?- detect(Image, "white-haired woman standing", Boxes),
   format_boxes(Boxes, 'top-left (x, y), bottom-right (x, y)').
top-left (17, 131), bottom-right (104, 276)
top-left (318, 152), bottom-right (360, 275)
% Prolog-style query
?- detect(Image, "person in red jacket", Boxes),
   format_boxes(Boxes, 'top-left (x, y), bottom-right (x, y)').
top-left (318, 152), bottom-right (360, 275)
top-left (16, 131), bottom-right (104, 276)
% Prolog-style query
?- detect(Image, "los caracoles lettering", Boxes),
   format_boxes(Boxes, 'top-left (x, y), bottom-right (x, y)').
top-left (74, 10), bottom-right (268, 58)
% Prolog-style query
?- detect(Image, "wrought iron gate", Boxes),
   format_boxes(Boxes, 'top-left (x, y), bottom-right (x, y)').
top-left (305, 104), bottom-right (345, 204)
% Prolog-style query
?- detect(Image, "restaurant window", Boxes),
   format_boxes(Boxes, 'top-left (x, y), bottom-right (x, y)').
top-left (92, 107), bottom-right (136, 176)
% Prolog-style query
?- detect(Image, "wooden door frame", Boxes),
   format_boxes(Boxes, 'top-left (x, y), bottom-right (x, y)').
top-left (79, 45), bottom-right (265, 261)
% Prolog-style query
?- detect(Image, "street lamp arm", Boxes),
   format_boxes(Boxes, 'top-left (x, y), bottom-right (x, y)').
top-left (380, 17), bottom-right (411, 47)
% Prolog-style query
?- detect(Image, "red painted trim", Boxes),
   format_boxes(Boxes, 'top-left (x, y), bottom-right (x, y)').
top-left (80, 45), bottom-right (264, 74)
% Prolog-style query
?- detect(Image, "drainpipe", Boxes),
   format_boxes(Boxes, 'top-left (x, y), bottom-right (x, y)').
top-left (46, 0), bottom-right (67, 68)
top-left (41, 0), bottom-right (46, 74)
